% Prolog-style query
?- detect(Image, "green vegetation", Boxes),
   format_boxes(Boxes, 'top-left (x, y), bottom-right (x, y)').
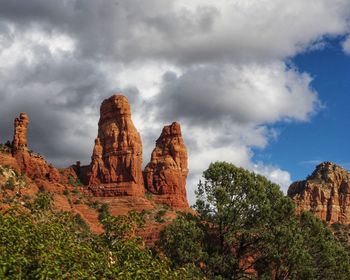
top-left (68, 175), bottom-right (83, 187)
top-left (0, 143), bottom-right (11, 153)
top-left (145, 190), bottom-right (153, 200)
top-left (155, 209), bottom-right (167, 223)
top-left (0, 192), bottom-right (197, 279)
top-left (1, 162), bottom-right (350, 279)
top-left (331, 223), bottom-right (350, 255)
top-left (0, 165), bottom-right (27, 192)
top-left (158, 162), bottom-right (350, 279)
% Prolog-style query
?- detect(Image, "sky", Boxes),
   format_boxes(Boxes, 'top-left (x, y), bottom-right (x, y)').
top-left (0, 0), bottom-right (350, 204)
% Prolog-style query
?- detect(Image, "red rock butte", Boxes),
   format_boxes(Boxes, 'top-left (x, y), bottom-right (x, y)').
top-left (288, 161), bottom-right (350, 224)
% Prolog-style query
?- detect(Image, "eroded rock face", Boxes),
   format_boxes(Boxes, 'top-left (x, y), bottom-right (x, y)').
top-left (288, 162), bottom-right (350, 224)
top-left (87, 95), bottom-right (144, 196)
top-left (144, 122), bottom-right (189, 208)
top-left (11, 113), bottom-right (60, 181)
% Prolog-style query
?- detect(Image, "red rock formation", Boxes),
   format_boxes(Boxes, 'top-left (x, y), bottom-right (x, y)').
top-left (144, 122), bottom-right (189, 208)
top-left (11, 113), bottom-right (61, 181)
top-left (87, 95), bottom-right (144, 196)
top-left (12, 112), bottom-right (29, 152)
top-left (288, 162), bottom-right (350, 224)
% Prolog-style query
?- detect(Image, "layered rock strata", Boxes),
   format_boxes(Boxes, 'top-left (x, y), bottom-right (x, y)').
top-left (87, 95), bottom-right (144, 196)
top-left (144, 122), bottom-right (189, 208)
top-left (288, 162), bottom-right (350, 224)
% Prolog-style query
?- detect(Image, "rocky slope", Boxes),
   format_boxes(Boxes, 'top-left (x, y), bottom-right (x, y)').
top-left (288, 162), bottom-right (350, 224)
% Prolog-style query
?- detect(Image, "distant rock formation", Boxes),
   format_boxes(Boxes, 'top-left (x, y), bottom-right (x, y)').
top-left (288, 162), bottom-right (350, 224)
top-left (86, 95), bottom-right (144, 196)
top-left (144, 122), bottom-right (189, 208)
top-left (11, 113), bottom-right (60, 181)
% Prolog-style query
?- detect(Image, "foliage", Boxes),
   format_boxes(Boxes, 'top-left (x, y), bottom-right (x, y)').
top-left (68, 175), bottom-right (83, 187)
top-left (300, 212), bottom-right (350, 280)
top-left (0, 165), bottom-right (26, 191)
top-left (145, 190), bottom-right (153, 200)
top-left (155, 209), bottom-right (167, 223)
top-left (159, 162), bottom-right (350, 279)
top-left (4, 177), bottom-right (16, 191)
top-left (98, 203), bottom-right (110, 222)
top-left (0, 143), bottom-right (11, 153)
top-left (331, 223), bottom-right (350, 254)
top-left (0, 193), bottom-right (197, 279)
top-left (32, 192), bottom-right (53, 211)
top-left (158, 213), bottom-right (206, 269)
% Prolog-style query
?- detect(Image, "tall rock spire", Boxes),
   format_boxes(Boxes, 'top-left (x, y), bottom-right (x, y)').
top-left (87, 95), bottom-right (144, 196)
top-left (12, 112), bottom-right (29, 153)
top-left (10, 112), bottom-right (60, 181)
top-left (144, 122), bottom-right (189, 208)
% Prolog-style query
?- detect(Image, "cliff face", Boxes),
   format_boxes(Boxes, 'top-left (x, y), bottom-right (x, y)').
top-left (86, 95), bottom-right (144, 196)
top-left (144, 122), bottom-right (189, 208)
top-left (288, 162), bottom-right (350, 224)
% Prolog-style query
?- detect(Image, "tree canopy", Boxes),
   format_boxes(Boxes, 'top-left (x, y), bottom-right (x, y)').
top-left (0, 192), bottom-right (197, 279)
top-left (159, 162), bottom-right (350, 279)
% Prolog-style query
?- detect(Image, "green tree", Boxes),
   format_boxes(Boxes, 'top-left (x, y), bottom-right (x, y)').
top-left (299, 212), bottom-right (350, 280)
top-left (195, 162), bottom-right (310, 278)
top-left (158, 213), bottom-right (206, 267)
top-left (160, 162), bottom-right (350, 279)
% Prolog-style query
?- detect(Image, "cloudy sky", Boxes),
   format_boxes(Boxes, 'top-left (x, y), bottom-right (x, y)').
top-left (1, 0), bottom-right (350, 204)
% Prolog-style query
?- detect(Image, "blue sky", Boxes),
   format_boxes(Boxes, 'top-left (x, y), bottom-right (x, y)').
top-left (256, 37), bottom-right (350, 181)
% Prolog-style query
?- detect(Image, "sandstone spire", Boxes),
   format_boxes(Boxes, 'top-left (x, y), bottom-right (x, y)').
top-left (10, 112), bottom-right (60, 181)
top-left (144, 122), bottom-right (189, 208)
top-left (87, 95), bottom-right (144, 196)
top-left (12, 112), bottom-right (29, 153)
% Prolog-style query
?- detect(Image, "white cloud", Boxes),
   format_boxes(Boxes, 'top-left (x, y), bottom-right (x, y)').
top-left (253, 163), bottom-right (292, 193)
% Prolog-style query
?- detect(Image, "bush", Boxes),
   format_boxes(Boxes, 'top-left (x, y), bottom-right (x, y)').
top-left (68, 176), bottom-right (83, 187)
top-left (33, 192), bottom-right (53, 211)
top-left (155, 209), bottom-right (167, 223)
top-left (98, 203), bottom-right (110, 222)
top-left (4, 177), bottom-right (16, 191)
